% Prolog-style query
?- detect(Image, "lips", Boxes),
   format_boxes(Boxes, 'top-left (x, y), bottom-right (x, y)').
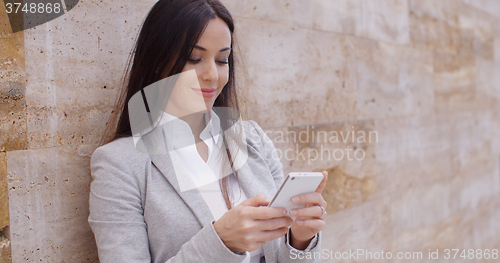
top-left (192, 88), bottom-right (217, 98)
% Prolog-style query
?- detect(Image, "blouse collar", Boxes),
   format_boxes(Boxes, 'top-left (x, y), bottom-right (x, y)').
top-left (159, 109), bottom-right (221, 150)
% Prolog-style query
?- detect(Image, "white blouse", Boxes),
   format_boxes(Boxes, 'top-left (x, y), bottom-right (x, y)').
top-left (158, 109), bottom-right (264, 263)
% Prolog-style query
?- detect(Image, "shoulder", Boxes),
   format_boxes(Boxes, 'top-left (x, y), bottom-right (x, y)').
top-left (241, 119), bottom-right (275, 151)
top-left (90, 136), bottom-right (150, 174)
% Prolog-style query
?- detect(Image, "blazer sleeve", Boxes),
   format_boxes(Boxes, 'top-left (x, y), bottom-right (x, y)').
top-left (88, 145), bottom-right (248, 263)
top-left (248, 120), bottom-right (322, 263)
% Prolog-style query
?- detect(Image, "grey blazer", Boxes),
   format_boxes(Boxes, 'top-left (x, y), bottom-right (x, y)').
top-left (88, 120), bottom-right (322, 263)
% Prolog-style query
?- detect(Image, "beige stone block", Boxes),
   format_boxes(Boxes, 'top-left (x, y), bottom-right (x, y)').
top-left (496, 38), bottom-right (500, 62)
top-left (410, 13), bottom-right (473, 56)
top-left (408, 0), bottom-right (460, 27)
top-left (235, 17), bottom-right (356, 128)
top-left (224, 0), bottom-right (313, 29)
top-left (461, 0), bottom-right (500, 17)
top-left (0, 0), bottom-right (24, 83)
top-left (226, 0), bottom-right (410, 45)
top-left (23, 0), bottom-right (155, 149)
top-left (433, 52), bottom-right (481, 113)
top-left (321, 196), bottom-right (393, 257)
top-left (374, 114), bottom-right (456, 198)
top-left (311, 0), bottom-right (360, 35)
top-left (0, 235), bottom-right (11, 263)
top-left (0, 1), bottom-right (27, 152)
top-left (26, 105), bottom-right (113, 149)
top-left (389, 203), bottom-right (500, 255)
top-left (409, 0), bottom-right (496, 59)
top-left (0, 152), bottom-right (8, 230)
top-left (0, 84), bottom-right (27, 152)
top-left (355, 0), bottom-right (410, 45)
top-left (452, 157), bottom-right (499, 212)
top-left (7, 145), bottom-right (98, 262)
top-left (449, 110), bottom-right (496, 171)
top-left (409, 0), bottom-right (475, 57)
top-left (319, 164), bottom-right (376, 214)
top-left (389, 156), bottom-right (499, 251)
top-left (349, 37), bottom-right (434, 119)
top-left (457, 8), bottom-right (496, 60)
top-left (491, 105), bottom-right (500, 155)
top-left (390, 180), bottom-right (454, 243)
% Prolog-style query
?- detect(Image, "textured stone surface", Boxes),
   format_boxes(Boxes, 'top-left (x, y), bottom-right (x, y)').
top-left (0, 0), bottom-right (27, 152)
top-left (495, 38), bottom-right (500, 61)
top-left (350, 37), bottom-right (434, 119)
top-left (7, 145), bottom-right (98, 262)
top-left (0, 152), bottom-right (8, 230)
top-left (23, 0), bottom-right (156, 149)
top-left (433, 52), bottom-right (480, 113)
top-left (311, 0), bottom-right (360, 35)
top-left (1, 1), bottom-right (20, 261)
top-left (409, 0), bottom-right (474, 56)
top-left (355, 0), bottom-right (410, 45)
top-left (228, 0), bottom-right (410, 45)
top-left (235, 17), bottom-right (356, 128)
top-left (2, 0), bottom-right (500, 262)
top-left (0, 235), bottom-right (11, 263)
top-left (476, 58), bottom-right (500, 107)
top-left (374, 114), bottom-right (455, 197)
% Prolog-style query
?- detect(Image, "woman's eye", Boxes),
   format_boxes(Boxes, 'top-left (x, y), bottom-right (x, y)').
top-left (187, 58), bottom-right (228, 65)
top-left (187, 58), bottom-right (201, 63)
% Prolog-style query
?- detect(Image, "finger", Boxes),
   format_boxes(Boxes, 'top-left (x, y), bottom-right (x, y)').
top-left (315, 171), bottom-right (328, 193)
top-left (240, 194), bottom-right (271, 207)
top-left (259, 226), bottom-right (289, 242)
top-left (289, 205), bottom-right (327, 218)
top-left (248, 207), bottom-right (288, 220)
top-left (291, 192), bottom-right (327, 207)
top-left (258, 216), bottom-right (294, 231)
top-left (295, 218), bottom-right (326, 231)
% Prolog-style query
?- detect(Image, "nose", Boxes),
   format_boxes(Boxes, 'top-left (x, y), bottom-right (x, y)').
top-left (200, 60), bottom-right (218, 83)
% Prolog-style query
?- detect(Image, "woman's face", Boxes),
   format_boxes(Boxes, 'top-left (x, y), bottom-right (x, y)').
top-left (163, 16), bottom-right (232, 117)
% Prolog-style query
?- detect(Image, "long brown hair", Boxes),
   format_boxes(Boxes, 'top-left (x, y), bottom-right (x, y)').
top-left (99, 0), bottom-right (241, 210)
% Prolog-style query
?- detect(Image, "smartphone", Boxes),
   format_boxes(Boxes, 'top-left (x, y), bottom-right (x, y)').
top-left (267, 172), bottom-right (324, 221)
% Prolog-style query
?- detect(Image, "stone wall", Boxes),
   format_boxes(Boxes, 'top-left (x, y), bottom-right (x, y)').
top-left (1, 0), bottom-right (499, 262)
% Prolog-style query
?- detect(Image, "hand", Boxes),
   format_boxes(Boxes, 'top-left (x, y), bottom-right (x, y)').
top-left (288, 170), bottom-right (328, 250)
top-left (213, 194), bottom-right (294, 253)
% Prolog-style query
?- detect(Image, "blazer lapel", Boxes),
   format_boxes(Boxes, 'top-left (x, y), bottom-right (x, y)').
top-left (138, 123), bottom-right (279, 263)
top-left (138, 126), bottom-right (215, 228)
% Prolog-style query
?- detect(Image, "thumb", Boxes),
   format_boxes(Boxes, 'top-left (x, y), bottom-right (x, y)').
top-left (315, 170), bottom-right (328, 193)
top-left (240, 194), bottom-right (271, 207)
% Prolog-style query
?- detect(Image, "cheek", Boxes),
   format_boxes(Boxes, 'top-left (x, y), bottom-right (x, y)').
top-left (218, 67), bottom-right (229, 87)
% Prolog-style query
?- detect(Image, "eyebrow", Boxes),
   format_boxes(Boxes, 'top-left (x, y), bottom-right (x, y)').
top-left (194, 45), bottom-right (231, 52)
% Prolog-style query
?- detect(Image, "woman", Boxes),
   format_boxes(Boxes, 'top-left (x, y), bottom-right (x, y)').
top-left (89, 0), bottom-right (328, 262)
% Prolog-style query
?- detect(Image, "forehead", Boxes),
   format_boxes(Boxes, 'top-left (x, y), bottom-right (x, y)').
top-left (196, 16), bottom-right (231, 48)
